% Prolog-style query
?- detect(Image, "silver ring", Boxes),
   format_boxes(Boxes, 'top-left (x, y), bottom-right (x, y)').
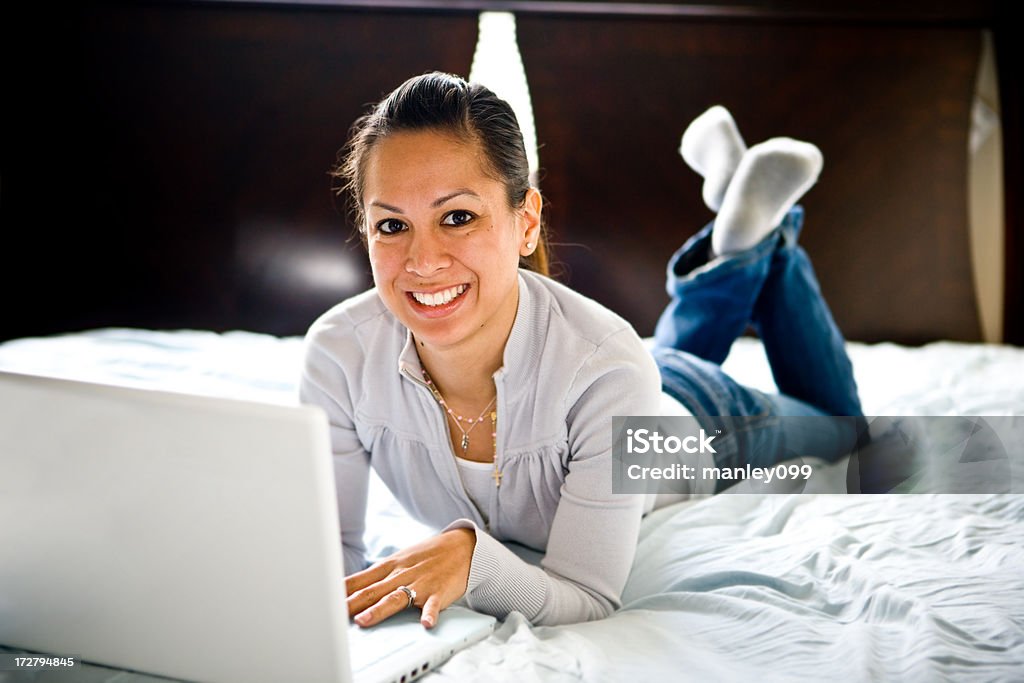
top-left (398, 585), bottom-right (416, 609)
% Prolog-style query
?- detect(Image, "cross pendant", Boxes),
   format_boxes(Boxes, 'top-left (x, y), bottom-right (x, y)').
top-left (491, 467), bottom-right (503, 488)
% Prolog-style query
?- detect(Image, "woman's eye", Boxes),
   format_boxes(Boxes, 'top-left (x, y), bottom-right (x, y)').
top-left (375, 218), bottom-right (406, 235)
top-left (441, 210), bottom-right (475, 227)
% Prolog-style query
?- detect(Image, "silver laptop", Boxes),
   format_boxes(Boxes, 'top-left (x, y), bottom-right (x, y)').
top-left (0, 370), bottom-right (495, 683)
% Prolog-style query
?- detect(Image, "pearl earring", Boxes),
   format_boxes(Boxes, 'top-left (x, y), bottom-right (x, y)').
top-left (526, 242), bottom-right (535, 249)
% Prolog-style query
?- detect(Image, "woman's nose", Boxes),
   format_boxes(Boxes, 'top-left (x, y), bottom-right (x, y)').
top-left (405, 228), bottom-right (451, 276)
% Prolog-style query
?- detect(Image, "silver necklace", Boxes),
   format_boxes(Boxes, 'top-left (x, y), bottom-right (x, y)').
top-left (421, 369), bottom-right (496, 453)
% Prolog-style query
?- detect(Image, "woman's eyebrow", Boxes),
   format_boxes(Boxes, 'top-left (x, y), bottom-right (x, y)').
top-left (368, 200), bottom-right (404, 213)
top-left (432, 189), bottom-right (481, 207)
top-left (368, 190), bottom-right (480, 214)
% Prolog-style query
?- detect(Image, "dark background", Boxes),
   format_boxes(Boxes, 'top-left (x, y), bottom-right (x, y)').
top-left (2, 1), bottom-right (1018, 344)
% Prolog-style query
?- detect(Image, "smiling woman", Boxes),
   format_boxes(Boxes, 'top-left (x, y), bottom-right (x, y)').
top-left (361, 130), bottom-right (541, 360)
top-left (302, 71), bottom-right (865, 630)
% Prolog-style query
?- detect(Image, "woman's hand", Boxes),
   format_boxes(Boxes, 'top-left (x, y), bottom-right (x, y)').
top-left (346, 527), bottom-right (475, 629)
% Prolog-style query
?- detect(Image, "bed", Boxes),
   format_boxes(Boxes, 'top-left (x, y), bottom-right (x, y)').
top-left (1, 329), bottom-right (1022, 681)
top-left (2, 0), bottom-right (1022, 681)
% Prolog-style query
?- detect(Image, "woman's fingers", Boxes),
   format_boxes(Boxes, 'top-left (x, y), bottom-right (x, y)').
top-left (345, 558), bottom-right (402, 617)
top-left (344, 559), bottom-right (393, 595)
top-left (346, 574), bottom-right (403, 619)
top-left (352, 585), bottom-right (417, 628)
top-left (345, 528), bottom-right (476, 629)
top-left (420, 593), bottom-right (443, 629)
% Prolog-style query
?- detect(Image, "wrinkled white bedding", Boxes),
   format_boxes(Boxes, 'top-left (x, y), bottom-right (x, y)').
top-left (1, 329), bottom-right (1022, 682)
top-left (439, 494), bottom-right (1024, 682)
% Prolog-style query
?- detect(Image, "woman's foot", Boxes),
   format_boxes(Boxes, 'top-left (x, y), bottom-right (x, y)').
top-left (679, 105), bottom-right (747, 212)
top-left (711, 137), bottom-right (823, 256)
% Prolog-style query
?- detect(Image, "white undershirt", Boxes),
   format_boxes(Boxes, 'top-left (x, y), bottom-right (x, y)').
top-left (455, 455), bottom-right (494, 524)
top-left (454, 391), bottom-right (689, 524)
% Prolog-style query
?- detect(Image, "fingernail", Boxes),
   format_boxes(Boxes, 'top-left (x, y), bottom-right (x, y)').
top-left (355, 613), bottom-right (370, 626)
top-left (421, 615), bottom-right (434, 628)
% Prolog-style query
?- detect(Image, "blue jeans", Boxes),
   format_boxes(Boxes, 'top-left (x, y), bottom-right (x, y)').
top-left (651, 206), bottom-right (864, 477)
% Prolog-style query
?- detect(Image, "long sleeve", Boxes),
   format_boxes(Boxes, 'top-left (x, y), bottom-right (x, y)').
top-left (446, 328), bottom-right (662, 625)
top-left (299, 335), bottom-right (371, 577)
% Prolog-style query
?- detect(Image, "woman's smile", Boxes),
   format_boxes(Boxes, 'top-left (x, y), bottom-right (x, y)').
top-left (406, 284), bottom-right (470, 318)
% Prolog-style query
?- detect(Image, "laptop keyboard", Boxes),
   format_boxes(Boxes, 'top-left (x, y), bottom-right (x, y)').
top-left (345, 607), bottom-right (494, 681)
top-left (348, 622), bottom-right (413, 671)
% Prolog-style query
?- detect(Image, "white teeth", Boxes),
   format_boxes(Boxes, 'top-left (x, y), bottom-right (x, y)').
top-left (412, 284), bottom-right (467, 307)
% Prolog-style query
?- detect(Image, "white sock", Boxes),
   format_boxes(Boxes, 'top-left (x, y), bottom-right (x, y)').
top-left (711, 137), bottom-right (823, 256)
top-left (679, 105), bottom-right (747, 212)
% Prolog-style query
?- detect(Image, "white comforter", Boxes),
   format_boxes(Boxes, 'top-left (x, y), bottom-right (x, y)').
top-left (438, 493), bottom-right (1024, 682)
top-left (2, 330), bottom-right (1022, 681)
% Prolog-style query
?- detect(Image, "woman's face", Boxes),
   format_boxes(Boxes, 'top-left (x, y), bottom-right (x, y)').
top-left (362, 129), bottom-right (540, 356)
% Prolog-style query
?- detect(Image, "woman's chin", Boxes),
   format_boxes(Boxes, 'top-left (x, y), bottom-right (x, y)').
top-left (408, 325), bottom-right (472, 353)
top-left (399, 310), bottom-right (469, 349)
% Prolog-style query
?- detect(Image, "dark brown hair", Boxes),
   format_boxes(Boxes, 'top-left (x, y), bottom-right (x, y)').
top-left (333, 71), bottom-right (549, 276)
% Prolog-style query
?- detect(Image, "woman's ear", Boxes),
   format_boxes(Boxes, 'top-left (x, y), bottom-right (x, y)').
top-left (519, 187), bottom-right (543, 256)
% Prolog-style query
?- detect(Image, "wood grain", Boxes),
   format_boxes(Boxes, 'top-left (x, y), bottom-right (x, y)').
top-left (518, 15), bottom-right (983, 343)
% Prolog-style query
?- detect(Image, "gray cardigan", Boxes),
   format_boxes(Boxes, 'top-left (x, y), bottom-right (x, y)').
top-left (299, 270), bottom-right (663, 626)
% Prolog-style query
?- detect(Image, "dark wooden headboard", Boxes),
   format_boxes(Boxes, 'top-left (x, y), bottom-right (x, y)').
top-left (3, 1), bottom-right (1018, 345)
